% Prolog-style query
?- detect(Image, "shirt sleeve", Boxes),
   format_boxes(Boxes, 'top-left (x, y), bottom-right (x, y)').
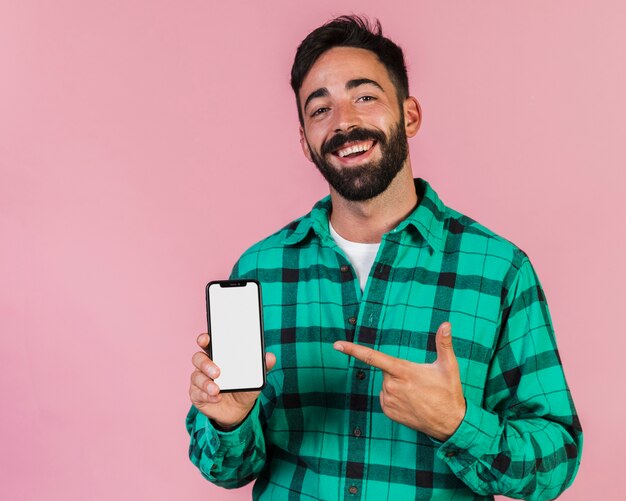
top-left (186, 398), bottom-right (267, 488)
top-left (186, 259), bottom-right (273, 488)
top-left (437, 257), bottom-right (583, 500)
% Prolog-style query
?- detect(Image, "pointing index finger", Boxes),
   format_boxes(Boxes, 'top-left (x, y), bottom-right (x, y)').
top-left (334, 341), bottom-right (399, 374)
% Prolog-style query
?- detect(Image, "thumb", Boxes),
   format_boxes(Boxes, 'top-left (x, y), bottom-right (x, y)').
top-left (435, 322), bottom-right (457, 365)
top-left (265, 352), bottom-right (277, 372)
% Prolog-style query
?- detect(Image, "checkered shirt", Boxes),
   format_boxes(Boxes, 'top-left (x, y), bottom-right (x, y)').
top-left (187, 178), bottom-right (582, 500)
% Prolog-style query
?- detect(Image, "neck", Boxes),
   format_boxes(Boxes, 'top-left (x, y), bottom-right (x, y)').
top-left (329, 163), bottom-right (418, 243)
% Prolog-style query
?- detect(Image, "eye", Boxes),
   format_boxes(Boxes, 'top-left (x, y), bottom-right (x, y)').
top-left (357, 95), bottom-right (376, 102)
top-left (311, 107), bottom-right (329, 118)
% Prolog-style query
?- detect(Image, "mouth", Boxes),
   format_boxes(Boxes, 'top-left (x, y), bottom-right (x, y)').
top-left (332, 140), bottom-right (377, 160)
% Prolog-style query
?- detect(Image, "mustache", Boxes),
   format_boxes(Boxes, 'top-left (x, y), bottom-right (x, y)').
top-left (321, 128), bottom-right (386, 156)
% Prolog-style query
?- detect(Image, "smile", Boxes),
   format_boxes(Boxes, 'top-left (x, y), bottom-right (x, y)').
top-left (333, 140), bottom-right (376, 158)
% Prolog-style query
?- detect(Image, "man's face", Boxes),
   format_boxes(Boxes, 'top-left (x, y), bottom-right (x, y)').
top-left (298, 47), bottom-right (411, 202)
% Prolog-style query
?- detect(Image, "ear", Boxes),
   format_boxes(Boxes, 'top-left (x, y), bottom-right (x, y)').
top-left (299, 126), bottom-right (313, 162)
top-left (403, 96), bottom-right (422, 138)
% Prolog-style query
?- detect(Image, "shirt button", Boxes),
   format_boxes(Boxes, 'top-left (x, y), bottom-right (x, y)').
top-left (348, 485), bottom-right (358, 494)
top-left (340, 264), bottom-right (350, 273)
top-left (356, 370), bottom-right (366, 380)
top-left (348, 316), bottom-right (357, 325)
top-left (353, 427), bottom-right (362, 437)
top-left (445, 450), bottom-right (458, 458)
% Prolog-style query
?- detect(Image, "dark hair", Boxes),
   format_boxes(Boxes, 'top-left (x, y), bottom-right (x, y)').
top-left (290, 15), bottom-right (409, 125)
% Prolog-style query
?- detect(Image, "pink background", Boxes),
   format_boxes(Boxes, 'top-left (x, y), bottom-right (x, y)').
top-left (1, 1), bottom-right (624, 499)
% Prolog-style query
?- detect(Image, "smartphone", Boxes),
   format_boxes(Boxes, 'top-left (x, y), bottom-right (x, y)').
top-left (205, 279), bottom-right (266, 392)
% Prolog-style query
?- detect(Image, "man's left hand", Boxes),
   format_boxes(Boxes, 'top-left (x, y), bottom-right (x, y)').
top-left (334, 322), bottom-right (466, 442)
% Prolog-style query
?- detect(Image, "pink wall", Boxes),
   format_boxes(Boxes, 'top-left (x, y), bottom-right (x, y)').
top-left (1, 1), bottom-right (624, 499)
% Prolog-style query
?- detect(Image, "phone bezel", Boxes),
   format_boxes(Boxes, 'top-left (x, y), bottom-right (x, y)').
top-left (205, 279), bottom-right (267, 393)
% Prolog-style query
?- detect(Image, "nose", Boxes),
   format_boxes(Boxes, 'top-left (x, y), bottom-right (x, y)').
top-left (333, 101), bottom-right (359, 133)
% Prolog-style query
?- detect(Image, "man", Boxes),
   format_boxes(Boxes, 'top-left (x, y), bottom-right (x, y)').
top-left (187, 16), bottom-right (582, 500)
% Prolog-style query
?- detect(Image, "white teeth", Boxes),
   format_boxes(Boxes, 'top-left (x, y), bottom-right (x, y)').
top-left (337, 142), bottom-right (372, 158)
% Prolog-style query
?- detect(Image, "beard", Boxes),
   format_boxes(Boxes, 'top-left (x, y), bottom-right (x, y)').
top-left (307, 119), bottom-right (409, 202)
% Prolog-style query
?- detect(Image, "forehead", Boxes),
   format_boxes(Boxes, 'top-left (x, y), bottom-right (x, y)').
top-left (299, 47), bottom-right (395, 100)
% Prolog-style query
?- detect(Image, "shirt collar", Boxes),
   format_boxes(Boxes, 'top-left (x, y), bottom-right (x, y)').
top-left (397, 178), bottom-right (446, 253)
top-left (282, 178), bottom-right (447, 253)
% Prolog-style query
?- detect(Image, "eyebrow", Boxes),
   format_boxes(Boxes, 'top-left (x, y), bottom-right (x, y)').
top-left (303, 88), bottom-right (329, 112)
top-left (303, 78), bottom-right (385, 112)
top-left (346, 78), bottom-right (384, 92)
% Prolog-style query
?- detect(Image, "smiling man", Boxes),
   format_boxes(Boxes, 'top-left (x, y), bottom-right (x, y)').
top-left (299, 47), bottom-right (414, 207)
top-left (187, 16), bottom-right (582, 500)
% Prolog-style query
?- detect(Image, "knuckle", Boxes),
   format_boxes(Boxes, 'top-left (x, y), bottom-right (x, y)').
top-left (382, 378), bottom-right (394, 393)
top-left (382, 406), bottom-right (394, 420)
top-left (189, 385), bottom-right (199, 402)
top-left (192, 371), bottom-right (205, 387)
top-left (192, 351), bottom-right (206, 367)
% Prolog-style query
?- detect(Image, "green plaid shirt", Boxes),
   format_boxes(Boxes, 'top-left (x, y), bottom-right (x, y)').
top-left (187, 179), bottom-right (582, 500)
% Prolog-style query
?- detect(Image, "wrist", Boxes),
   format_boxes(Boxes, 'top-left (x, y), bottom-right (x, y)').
top-left (431, 399), bottom-right (466, 442)
top-left (445, 399), bottom-right (467, 440)
top-left (210, 403), bottom-right (256, 432)
top-left (211, 418), bottom-right (243, 432)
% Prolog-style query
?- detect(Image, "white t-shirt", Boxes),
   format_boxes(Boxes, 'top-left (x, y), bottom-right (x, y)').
top-left (329, 221), bottom-right (380, 291)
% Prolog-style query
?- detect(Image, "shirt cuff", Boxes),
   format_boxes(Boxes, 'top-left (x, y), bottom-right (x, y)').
top-left (436, 399), bottom-right (500, 474)
top-left (203, 398), bottom-right (261, 451)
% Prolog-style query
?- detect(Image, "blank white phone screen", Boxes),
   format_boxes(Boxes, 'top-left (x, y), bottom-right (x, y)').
top-left (208, 282), bottom-right (264, 390)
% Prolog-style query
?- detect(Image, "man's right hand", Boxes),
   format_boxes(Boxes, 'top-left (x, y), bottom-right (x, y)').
top-left (189, 333), bottom-right (276, 429)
